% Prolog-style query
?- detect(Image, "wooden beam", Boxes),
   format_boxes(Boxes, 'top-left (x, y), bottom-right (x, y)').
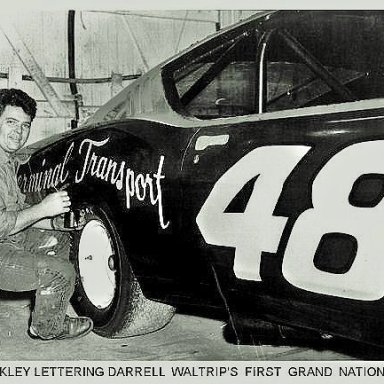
top-left (0, 21), bottom-right (71, 117)
top-left (7, 61), bottom-right (23, 89)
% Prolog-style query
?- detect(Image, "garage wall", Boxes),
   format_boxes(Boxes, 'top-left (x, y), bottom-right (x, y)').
top-left (0, 10), bottom-right (258, 144)
top-left (74, 11), bottom-right (220, 125)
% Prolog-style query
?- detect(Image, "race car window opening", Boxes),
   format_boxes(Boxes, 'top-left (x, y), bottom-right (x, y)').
top-left (263, 30), bottom-right (361, 113)
top-left (171, 30), bottom-right (260, 119)
top-left (172, 27), bottom-right (362, 118)
top-left (179, 39), bottom-right (245, 107)
top-left (174, 32), bottom-right (249, 87)
top-left (277, 30), bottom-right (357, 101)
top-left (167, 14), bottom-right (384, 120)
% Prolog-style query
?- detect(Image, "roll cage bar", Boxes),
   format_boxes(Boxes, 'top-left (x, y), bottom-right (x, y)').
top-left (256, 29), bottom-right (357, 113)
top-left (176, 26), bottom-right (358, 114)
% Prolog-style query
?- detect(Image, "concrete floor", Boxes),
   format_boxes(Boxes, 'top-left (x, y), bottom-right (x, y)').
top-left (0, 294), bottom-right (382, 361)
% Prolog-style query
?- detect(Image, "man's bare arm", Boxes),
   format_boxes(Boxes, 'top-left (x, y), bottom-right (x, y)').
top-left (10, 191), bottom-right (71, 235)
top-left (32, 217), bottom-right (55, 230)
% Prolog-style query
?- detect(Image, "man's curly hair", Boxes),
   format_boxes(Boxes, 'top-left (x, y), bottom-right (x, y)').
top-left (0, 88), bottom-right (37, 121)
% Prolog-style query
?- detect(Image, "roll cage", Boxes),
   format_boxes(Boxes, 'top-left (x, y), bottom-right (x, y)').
top-left (163, 13), bottom-right (375, 119)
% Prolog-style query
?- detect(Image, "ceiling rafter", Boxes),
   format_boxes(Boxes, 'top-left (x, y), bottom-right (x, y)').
top-left (0, 21), bottom-right (70, 117)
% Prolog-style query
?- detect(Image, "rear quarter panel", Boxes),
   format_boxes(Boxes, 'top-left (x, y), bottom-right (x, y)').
top-left (180, 106), bottom-right (384, 344)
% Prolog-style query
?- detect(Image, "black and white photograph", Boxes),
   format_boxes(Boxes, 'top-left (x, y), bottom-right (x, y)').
top-left (1, 1), bottom-right (384, 380)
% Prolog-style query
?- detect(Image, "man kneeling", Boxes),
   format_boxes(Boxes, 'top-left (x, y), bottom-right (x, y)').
top-left (0, 88), bottom-right (92, 340)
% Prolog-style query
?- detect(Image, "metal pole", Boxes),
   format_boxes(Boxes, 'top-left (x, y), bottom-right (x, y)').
top-left (68, 10), bottom-right (79, 128)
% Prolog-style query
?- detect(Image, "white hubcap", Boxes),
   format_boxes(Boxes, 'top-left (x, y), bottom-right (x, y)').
top-left (78, 219), bottom-right (117, 309)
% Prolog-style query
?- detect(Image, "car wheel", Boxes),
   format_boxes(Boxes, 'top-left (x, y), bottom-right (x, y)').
top-left (69, 204), bottom-right (175, 338)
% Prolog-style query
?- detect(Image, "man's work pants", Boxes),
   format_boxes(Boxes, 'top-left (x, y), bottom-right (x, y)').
top-left (0, 228), bottom-right (75, 338)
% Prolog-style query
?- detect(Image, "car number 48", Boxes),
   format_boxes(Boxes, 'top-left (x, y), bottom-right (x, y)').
top-left (196, 140), bottom-right (384, 301)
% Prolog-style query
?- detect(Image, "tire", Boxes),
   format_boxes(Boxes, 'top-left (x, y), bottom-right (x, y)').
top-left (69, 204), bottom-right (175, 338)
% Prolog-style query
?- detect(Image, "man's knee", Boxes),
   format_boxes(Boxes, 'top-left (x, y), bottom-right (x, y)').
top-left (24, 229), bottom-right (71, 260)
top-left (55, 258), bottom-right (76, 284)
top-left (37, 256), bottom-right (76, 286)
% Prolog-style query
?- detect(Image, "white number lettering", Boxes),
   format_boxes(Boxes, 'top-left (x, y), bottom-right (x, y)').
top-left (283, 141), bottom-right (384, 300)
top-left (196, 146), bottom-right (310, 280)
top-left (197, 140), bottom-right (384, 301)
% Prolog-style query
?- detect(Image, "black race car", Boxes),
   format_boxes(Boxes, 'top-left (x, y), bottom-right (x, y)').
top-left (17, 10), bottom-right (384, 347)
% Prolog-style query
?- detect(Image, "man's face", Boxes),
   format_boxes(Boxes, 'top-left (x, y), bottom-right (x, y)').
top-left (0, 105), bottom-right (31, 154)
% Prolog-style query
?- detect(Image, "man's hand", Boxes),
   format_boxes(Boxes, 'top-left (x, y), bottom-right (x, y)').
top-left (38, 192), bottom-right (71, 217)
top-left (11, 191), bottom-right (74, 235)
top-left (52, 210), bottom-right (86, 231)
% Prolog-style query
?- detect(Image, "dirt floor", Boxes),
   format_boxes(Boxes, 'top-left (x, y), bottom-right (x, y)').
top-left (0, 293), bottom-right (382, 361)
